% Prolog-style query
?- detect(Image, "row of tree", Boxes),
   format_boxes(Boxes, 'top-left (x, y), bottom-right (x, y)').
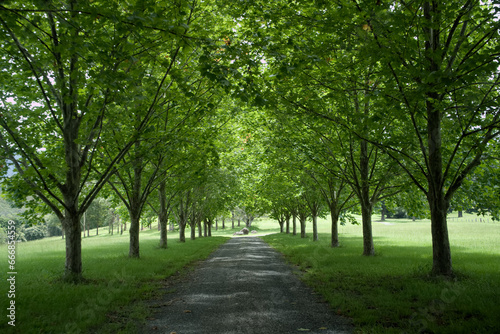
top-left (0, 0), bottom-right (246, 282)
top-left (1, 0), bottom-right (499, 282)
top-left (215, 0), bottom-right (500, 277)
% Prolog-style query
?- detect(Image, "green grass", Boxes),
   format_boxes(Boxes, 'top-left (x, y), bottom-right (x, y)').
top-left (2, 214), bottom-right (498, 333)
top-left (0, 228), bottom-right (227, 333)
top-left (262, 214), bottom-right (500, 333)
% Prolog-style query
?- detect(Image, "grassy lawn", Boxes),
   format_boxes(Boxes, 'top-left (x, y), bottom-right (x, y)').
top-left (262, 214), bottom-right (500, 333)
top-left (0, 228), bottom-right (227, 333)
top-left (2, 214), bottom-right (498, 333)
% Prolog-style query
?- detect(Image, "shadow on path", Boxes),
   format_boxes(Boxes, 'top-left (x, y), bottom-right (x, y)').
top-left (144, 237), bottom-right (352, 334)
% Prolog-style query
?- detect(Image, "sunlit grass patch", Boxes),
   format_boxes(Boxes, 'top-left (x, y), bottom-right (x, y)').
top-left (262, 218), bottom-right (500, 333)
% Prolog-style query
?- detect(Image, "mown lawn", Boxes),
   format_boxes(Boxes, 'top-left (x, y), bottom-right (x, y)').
top-left (262, 216), bottom-right (500, 333)
top-left (0, 229), bottom-right (227, 333)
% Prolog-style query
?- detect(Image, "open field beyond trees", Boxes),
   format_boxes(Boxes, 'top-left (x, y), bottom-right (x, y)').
top-left (1, 214), bottom-right (499, 333)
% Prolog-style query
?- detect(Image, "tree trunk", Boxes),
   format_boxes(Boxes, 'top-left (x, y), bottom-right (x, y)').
top-left (222, 217), bottom-right (225, 229)
top-left (423, 0), bottom-right (453, 277)
top-left (428, 189), bottom-right (453, 276)
top-left (292, 214), bottom-right (297, 236)
top-left (279, 219), bottom-right (284, 233)
top-left (232, 211), bottom-right (235, 229)
top-left (129, 141), bottom-right (143, 258)
top-left (190, 223), bottom-right (196, 240)
top-left (215, 218), bottom-right (218, 231)
top-left (361, 202), bottom-right (374, 256)
top-left (381, 201), bottom-right (386, 221)
top-left (208, 220), bottom-right (212, 237)
top-left (360, 139), bottom-right (375, 256)
top-left (179, 195), bottom-right (188, 242)
top-left (300, 219), bottom-right (306, 238)
top-left (198, 219), bottom-right (202, 238)
top-left (159, 218), bottom-right (168, 248)
top-left (159, 181), bottom-right (168, 249)
top-left (285, 216), bottom-right (290, 234)
top-left (204, 219), bottom-right (208, 237)
top-left (62, 115), bottom-right (83, 281)
top-left (62, 213), bottom-right (82, 282)
top-left (458, 210), bottom-right (463, 218)
top-left (312, 214), bottom-right (318, 241)
top-left (179, 223), bottom-right (186, 242)
top-left (129, 210), bottom-right (140, 258)
top-left (331, 209), bottom-right (340, 248)
top-left (299, 212), bottom-right (307, 238)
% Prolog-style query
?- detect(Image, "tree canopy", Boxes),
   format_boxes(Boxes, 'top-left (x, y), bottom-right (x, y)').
top-left (1, 0), bottom-right (499, 280)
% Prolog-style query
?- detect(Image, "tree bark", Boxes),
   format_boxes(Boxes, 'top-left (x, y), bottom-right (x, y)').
top-left (381, 201), bottom-right (386, 221)
top-left (62, 213), bottom-right (82, 282)
top-left (129, 210), bottom-right (141, 258)
top-left (360, 139), bottom-right (375, 256)
top-left (331, 208), bottom-right (340, 248)
top-left (178, 194), bottom-right (188, 243)
top-left (424, 0), bottom-right (453, 277)
top-left (128, 140), bottom-right (143, 258)
top-left (312, 214), bottom-right (318, 241)
top-left (361, 201), bottom-right (374, 256)
top-left (159, 181), bottom-right (168, 249)
top-left (292, 214), bottom-right (297, 236)
top-left (179, 223), bottom-right (186, 242)
top-left (190, 223), bottom-right (196, 240)
top-left (299, 211), bottom-right (307, 238)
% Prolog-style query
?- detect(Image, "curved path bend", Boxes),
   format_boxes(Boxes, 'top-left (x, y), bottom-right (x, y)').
top-left (144, 237), bottom-right (352, 334)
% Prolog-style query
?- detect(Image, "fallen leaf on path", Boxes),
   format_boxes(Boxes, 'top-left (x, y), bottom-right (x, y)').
top-left (319, 327), bottom-right (328, 330)
top-left (297, 329), bottom-right (310, 332)
top-left (183, 310), bottom-right (192, 313)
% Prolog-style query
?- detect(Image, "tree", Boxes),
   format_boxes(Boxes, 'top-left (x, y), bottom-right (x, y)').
top-left (353, 0), bottom-right (500, 275)
top-left (0, 0), bottom-right (171, 281)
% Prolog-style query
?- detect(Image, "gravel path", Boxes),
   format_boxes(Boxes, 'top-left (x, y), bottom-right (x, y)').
top-left (144, 237), bottom-right (352, 334)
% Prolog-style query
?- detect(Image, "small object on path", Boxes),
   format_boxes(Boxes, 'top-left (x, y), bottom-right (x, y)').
top-left (144, 237), bottom-right (352, 334)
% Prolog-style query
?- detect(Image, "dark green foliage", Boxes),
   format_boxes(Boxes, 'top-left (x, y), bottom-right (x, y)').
top-left (24, 224), bottom-right (47, 241)
top-left (46, 215), bottom-right (63, 237)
